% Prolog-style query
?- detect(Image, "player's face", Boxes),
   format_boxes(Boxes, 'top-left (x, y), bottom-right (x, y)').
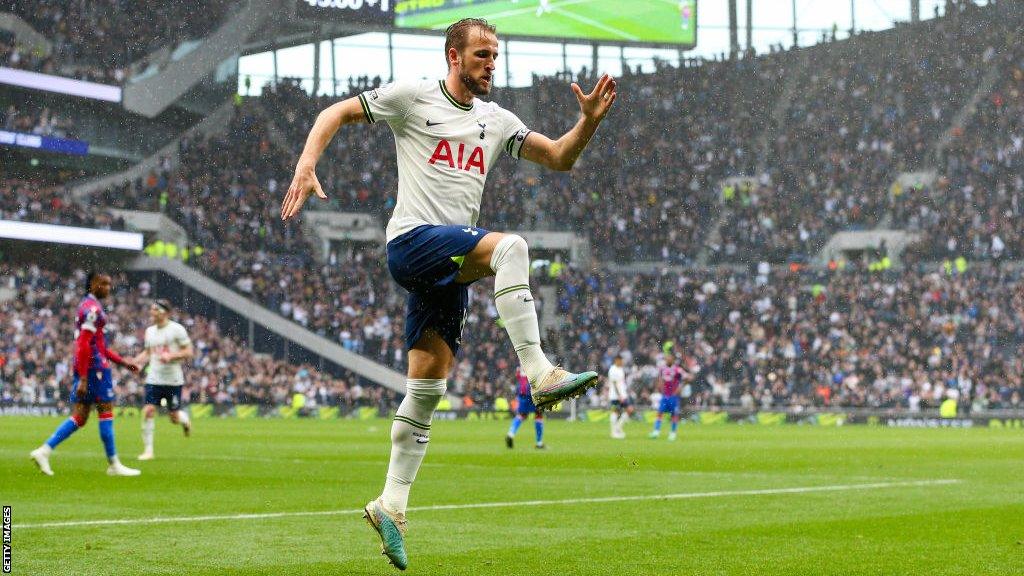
top-left (91, 275), bottom-right (112, 299)
top-left (456, 29), bottom-right (498, 96)
top-left (149, 304), bottom-right (168, 324)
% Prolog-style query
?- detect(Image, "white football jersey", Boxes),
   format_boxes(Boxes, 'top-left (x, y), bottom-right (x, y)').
top-left (607, 364), bottom-right (627, 401)
top-left (144, 321), bottom-right (191, 386)
top-left (359, 79), bottom-right (532, 242)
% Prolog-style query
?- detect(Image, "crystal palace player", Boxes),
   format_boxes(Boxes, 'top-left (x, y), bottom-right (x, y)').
top-left (505, 366), bottom-right (545, 449)
top-left (649, 352), bottom-right (688, 441)
top-left (30, 272), bottom-right (141, 476)
top-left (281, 18), bottom-right (616, 570)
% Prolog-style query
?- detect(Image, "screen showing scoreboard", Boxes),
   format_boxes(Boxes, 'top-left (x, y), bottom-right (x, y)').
top-left (394, 0), bottom-right (697, 47)
top-left (297, 0), bottom-right (395, 25)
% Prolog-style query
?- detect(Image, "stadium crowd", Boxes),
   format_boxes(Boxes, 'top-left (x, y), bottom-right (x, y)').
top-left (0, 178), bottom-right (124, 229)
top-left (899, 25), bottom-right (1024, 263)
top-left (713, 2), bottom-right (1021, 263)
top-left (5, 2), bottom-right (1024, 416)
top-left (0, 266), bottom-right (395, 413)
top-left (555, 264), bottom-right (1023, 414)
top-left (1, 0), bottom-right (233, 83)
top-left (2, 102), bottom-right (77, 138)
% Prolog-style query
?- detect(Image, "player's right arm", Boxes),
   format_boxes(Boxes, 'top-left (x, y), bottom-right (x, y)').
top-left (280, 97), bottom-right (366, 221)
top-left (282, 80), bottom-right (418, 221)
top-left (74, 327), bottom-right (94, 397)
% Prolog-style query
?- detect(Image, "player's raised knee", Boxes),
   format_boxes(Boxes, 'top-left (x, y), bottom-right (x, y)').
top-left (491, 234), bottom-right (530, 272)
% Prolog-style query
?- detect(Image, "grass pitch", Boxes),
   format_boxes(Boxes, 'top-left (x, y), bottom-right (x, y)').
top-left (395, 0), bottom-right (696, 45)
top-left (3, 416), bottom-right (1024, 575)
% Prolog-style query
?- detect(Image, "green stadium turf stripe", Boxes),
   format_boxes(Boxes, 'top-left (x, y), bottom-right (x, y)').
top-left (494, 284), bottom-right (531, 299)
top-left (14, 479), bottom-right (961, 530)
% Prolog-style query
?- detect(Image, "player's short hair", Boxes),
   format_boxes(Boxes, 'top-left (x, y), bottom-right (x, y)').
top-left (153, 298), bottom-right (172, 312)
top-left (444, 18), bottom-right (496, 68)
top-left (85, 271), bottom-right (106, 294)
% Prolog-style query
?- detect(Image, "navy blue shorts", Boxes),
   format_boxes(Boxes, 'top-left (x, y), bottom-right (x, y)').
top-left (611, 398), bottom-right (632, 409)
top-left (144, 384), bottom-right (183, 411)
top-left (70, 368), bottom-right (114, 404)
top-left (516, 394), bottom-right (538, 416)
top-left (387, 224), bottom-right (489, 355)
top-left (659, 395), bottom-right (680, 416)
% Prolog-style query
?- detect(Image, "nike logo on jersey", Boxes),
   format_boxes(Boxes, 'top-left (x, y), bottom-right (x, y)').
top-left (426, 120), bottom-right (443, 126)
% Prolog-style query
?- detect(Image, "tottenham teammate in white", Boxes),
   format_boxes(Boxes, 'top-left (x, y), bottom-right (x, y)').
top-left (132, 299), bottom-right (194, 460)
top-left (281, 18), bottom-right (616, 570)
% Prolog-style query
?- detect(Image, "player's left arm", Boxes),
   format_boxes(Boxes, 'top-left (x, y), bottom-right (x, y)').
top-left (161, 343), bottom-right (194, 363)
top-left (520, 74), bottom-right (617, 172)
top-left (161, 330), bottom-right (194, 363)
top-left (98, 330), bottom-right (139, 372)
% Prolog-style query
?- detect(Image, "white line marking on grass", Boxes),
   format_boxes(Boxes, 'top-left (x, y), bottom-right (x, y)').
top-left (14, 479), bottom-right (960, 530)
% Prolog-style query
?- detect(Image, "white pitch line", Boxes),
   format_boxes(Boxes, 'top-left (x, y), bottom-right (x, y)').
top-left (14, 479), bottom-right (960, 530)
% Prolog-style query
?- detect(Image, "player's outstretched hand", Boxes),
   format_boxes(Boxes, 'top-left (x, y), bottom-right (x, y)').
top-left (281, 164), bottom-right (327, 221)
top-left (572, 73), bottom-right (617, 122)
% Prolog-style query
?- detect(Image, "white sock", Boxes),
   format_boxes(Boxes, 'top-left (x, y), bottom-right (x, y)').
top-left (381, 379), bottom-right (446, 515)
top-left (491, 235), bottom-right (553, 383)
top-left (142, 417), bottom-right (155, 452)
top-left (177, 410), bottom-right (191, 427)
top-left (611, 412), bottom-right (618, 435)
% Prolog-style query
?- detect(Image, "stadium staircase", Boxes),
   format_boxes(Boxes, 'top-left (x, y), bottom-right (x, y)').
top-left (128, 255), bottom-right (408, 394)
top-left (0, 12), bottom-right (51, 57)
top-left (757, 49), bottom-right (810, 175)
top-left (122, 1), bottom-right (278, 118)
top-left (249, 100), bottom-right (293, 151)
top-left (929, 53), bottom-right (1005, 165)
top-left (695, 49), bottom-right (809, 267)
top-left (538, 286), bottom-right (563, 333)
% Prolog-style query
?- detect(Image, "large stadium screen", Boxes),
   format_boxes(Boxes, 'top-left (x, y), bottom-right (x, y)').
top-left (394, 0), bottom-right (697, 47)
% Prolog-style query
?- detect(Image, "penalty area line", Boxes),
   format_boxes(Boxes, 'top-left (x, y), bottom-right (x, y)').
top-left (14, 479), bottom-right (961, 530)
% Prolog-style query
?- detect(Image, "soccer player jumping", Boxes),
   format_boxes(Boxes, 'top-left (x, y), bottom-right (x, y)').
top-left (281, 18), bottom-right (616, 570)
top-left (30, 273), bottom-right (141, 477)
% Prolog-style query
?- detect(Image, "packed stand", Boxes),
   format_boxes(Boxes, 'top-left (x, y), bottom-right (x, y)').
top-left (0, 178), bottom-right (125, 229)
top-left (1, 102), bottom-right (77, 138)
top-left (552, 264), bottom-right (1023, 414)
top-left (0, 266), bottom-right (396, 413)
top-left (899, 17), bottom-right (1024, 263)
top-left (1, 0), bottom-right (234, 83)
top-left (715, 3), bottom-right (1018, 264)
